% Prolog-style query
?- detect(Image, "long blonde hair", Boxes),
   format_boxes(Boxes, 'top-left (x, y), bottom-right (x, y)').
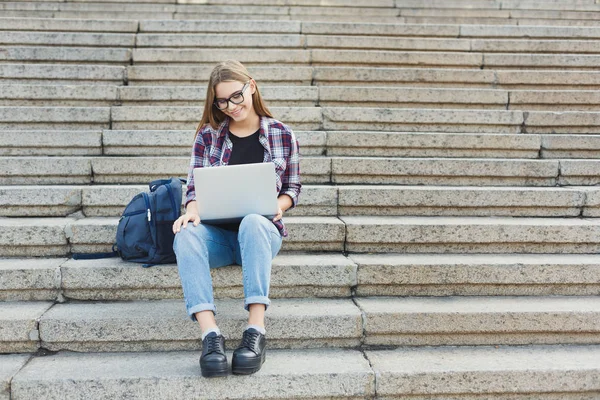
top-left (196, 60), bottom-right (273, 135)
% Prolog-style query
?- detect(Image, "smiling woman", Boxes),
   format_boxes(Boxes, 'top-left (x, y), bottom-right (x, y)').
top-left (171, 60), bottom-right (302, 378)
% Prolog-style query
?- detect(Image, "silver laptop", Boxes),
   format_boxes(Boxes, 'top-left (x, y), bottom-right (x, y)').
top-left (193, 162), bottom-right (279, 224)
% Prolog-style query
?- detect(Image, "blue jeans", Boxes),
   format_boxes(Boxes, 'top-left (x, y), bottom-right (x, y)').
top-left (173, 214), bottom-right (283, 321)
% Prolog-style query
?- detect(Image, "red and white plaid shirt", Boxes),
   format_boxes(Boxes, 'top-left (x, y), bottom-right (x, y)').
top-left (185, 115), bottom-right (301, 237)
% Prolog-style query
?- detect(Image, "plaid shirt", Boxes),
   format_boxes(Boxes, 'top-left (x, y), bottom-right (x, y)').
top-left (185, 115), bottom-right (301, 237)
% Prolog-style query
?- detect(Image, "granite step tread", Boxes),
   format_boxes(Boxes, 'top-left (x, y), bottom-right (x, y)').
top-left (36, 297), bottom-right (363, 352)
top-left (4, 345), bottom-right (600, 399)
top-left (367, 345), bottom-right (600, 398)
top-left (6, 349), bottom-right (374, 400)
top-left (0, 216), bottom-right (346, 256)
top-left (357, 295), bottom-right (600, 346)
top-left (351, 253), bottom-right (600, 296)
top-left (341, 215), bottom-right (600, 253)
top-left (5, 184), bottom-right (600, 218)
top-left (0, 253), bottom-right (357, 301)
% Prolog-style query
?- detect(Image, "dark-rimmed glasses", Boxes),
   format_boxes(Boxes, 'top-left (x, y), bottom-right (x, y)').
top-left (213, 82), bottom-right (250, 110)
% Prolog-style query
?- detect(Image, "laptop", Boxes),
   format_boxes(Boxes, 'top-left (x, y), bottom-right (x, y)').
top-left (193, 162), bottom-right (279, 224)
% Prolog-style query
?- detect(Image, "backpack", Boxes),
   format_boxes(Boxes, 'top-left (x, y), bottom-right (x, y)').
top-left (114, 177), bottom-right (184, 265)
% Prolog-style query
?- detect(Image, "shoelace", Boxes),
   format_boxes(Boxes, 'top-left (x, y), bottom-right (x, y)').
top-left (241, 330), bottom-right (260, 351)
top-left (204, 335), bottom-right (223, 354)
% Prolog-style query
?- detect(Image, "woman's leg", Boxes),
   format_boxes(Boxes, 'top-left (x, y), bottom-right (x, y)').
top-left (236, 214), bottom-right (283, 323)
top-left (173, 223), bottom-right (237, 329)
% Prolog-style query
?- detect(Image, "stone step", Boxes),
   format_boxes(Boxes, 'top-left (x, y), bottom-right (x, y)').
top-left (7, 349), bottom-right (374, 399)
top-left (342, 216), bottom-right (600, 253)
top-left (38, 298), bottom-right (361, 352)
top-left (4, 155), bottom-right (600, 186)
top-left (5, 85), bottom-right (600, 111)
top-left (0, 216), bottom-right (345, 256)
top-left (139, 19), bottom-right (301, 33)
top-left (0, 183), bottom-right (337, 217)
top-left (110, 106), bottom-right (321, 130)
top-left (367, 345), bottom-right (600, 398)
top-left (0, 17), bottom-right (139, 32)
top-left (0, 302), bottom-right (53, 353)
top-left (0, 254), bottom-right (356, 301)
top-left (352, 253), bottom-right (600, 296)
top-left (358, 296), bottom-right (600, 346)
top-left (4, 252), bottom-right (600, 302)
top-left (136, 33), bottom-right (304, 48)
top-left (5, 346), bottom-right (600, 399)
top-left (0, 31), bottom-right (136, 47)
top-left (6, 184), bottom-right (600, 219)
top-left (0, 46), bottom-right (131, 65)
top-left (313, 67), bottom-right (600, 89)
top-left (0, 63), bottom-right (126, 85)
top-left (127, 65), bottom-right (313, 86)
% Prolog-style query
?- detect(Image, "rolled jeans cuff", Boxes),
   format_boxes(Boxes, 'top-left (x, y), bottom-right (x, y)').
top-left (188, 303), bottom-right (217, 321)
top-left (244, 296), bottom-right (271, 312)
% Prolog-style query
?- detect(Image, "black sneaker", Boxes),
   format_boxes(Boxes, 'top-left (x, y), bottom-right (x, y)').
top-left (200, 332), bottom-right (228, 378)
top-left (232, 328), bottom-right (266, 375)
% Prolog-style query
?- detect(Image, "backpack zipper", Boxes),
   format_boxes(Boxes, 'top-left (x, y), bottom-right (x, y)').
top-left (142, 192), bottom-right (151, 221)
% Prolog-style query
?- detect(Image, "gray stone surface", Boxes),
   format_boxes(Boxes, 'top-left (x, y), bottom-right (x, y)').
top-left (542, 135), bottom-right (600, 158)
top-left (496, 70), bottom-right (600, 89)
top-left (0, 17), bottom-right (138, 32)
top-left (342, 216), bottom-right (600, 253)
top-left (0, 64), bottom-right (126, 85)
top-left (0, 354), bottom-right (30, 400)
top-left (91, 156), bottom-right (326, 184)
top-left (308, 36), bottom-right (471, 51)
top-left (39, 298), bottom-right (362, 351)
top-left (0, 218), bottom-right (74, 257)
top-left (137, 33), bottom-right (302, 48)
top-left (0, 130), bottom-right (101, 156)
top-left (484, 53), bottom-right (600, 69)
top-left (331, 158), bottom-right (559, 186)
top-left (338, 186), bottom-right (585, 217)
top-left (358, 296), bottom-right (600, 346)
top-left (367, 345), bottom-right (600, 397)
top-left (127, 65), bottom-right (313, 85)
top-left (313, 66), bottom-right (496, 86)
top-left (0, 157), bottom-right (91, 184)
top-left (302, 21), bottom-right (458, 36)
top-left (118, 85), bottom-right (318, 106)
top-left (322, 108), bottom-right (523, 132)
top-left (560, 160), bottom-right (600, 185)
top-left (0, 107), bottom-right (110, 130)
top-left (312, 49), bottom-right (482, 67)
top-left (132, 48), bottom-right (310, 65)
top-left (111, 106), bottom-right (321, 130)
top-left (525, 111), bottom-right (600, 134)
top-left (352, 253), bottom-right (600, 296)
top-left (0, 85), bottom-right (118, 106)
top-left (11, 349), bottom-right (373, 400)
top-left (0, 31), bottom-right (135, 47)
top-left (472, 39), bottom-right (600, 54)
top-left (320, 87), bottom-right (507, 108)
top-left (511, 90), bottom-right (600, 111)
top-left (461, 24), bottom-right (600, 38)
top-left (0, 302), bottom-right (53, 352)
top-left (0, 258), bottom-right (63, 301)
top-left (0, 47), bottom-right (131, 64)
top-left (0, 186), bottom-right (82, 217)
top-left (61, 253), bottom-right (355, 300)
top-left (140, 19), bottom-right (300, 33)
top-left (326, 131), bottom-right (540, 158)
top-left (66, 216), bottom-right (345, 253)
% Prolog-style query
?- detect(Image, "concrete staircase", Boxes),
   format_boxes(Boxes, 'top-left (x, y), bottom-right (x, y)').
top-left (2, 0), bottom-right (600, 398)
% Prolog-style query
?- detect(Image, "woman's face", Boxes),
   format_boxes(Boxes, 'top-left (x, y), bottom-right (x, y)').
top-left (214, 80), bottom-right (256, 123)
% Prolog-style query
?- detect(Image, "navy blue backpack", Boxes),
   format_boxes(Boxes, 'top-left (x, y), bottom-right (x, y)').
top-left (115, 177), bottom-right (184, 265)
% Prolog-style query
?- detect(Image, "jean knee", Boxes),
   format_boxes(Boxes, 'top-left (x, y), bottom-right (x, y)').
top-left (173, 224), bottom-right (208, 253)
top-left (240, 214), bottom-right (269, 231)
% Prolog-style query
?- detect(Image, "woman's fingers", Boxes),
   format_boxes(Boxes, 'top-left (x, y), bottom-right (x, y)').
top-left (273, 208), bottom-right (283, 222)
top-left (173, 214), bottom-right (200, 234)
top-left (172, 216), bottom-right (183, 234)
top-left (192, 214), bottom-right (201, 226)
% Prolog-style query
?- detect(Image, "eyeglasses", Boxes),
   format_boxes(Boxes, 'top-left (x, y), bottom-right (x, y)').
top-left (213, 82), bottom-right (250, 110)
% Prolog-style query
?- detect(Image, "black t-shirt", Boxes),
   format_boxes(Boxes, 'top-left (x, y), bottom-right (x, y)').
top-left (217, 129), bottom-right (264, 232)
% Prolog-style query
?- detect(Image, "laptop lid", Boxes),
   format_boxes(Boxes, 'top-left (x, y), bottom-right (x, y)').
top-left (193, 162), bottom-right (279, 224)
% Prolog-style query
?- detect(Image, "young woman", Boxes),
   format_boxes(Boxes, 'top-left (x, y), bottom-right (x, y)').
top-left (172, 60), bottom-right (301, 378)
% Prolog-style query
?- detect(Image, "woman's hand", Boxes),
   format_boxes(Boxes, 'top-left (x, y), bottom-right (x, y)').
top-left (272, 207), bottom-right (283, 222)
top-left (173, 212), bottom-right (201, 234)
